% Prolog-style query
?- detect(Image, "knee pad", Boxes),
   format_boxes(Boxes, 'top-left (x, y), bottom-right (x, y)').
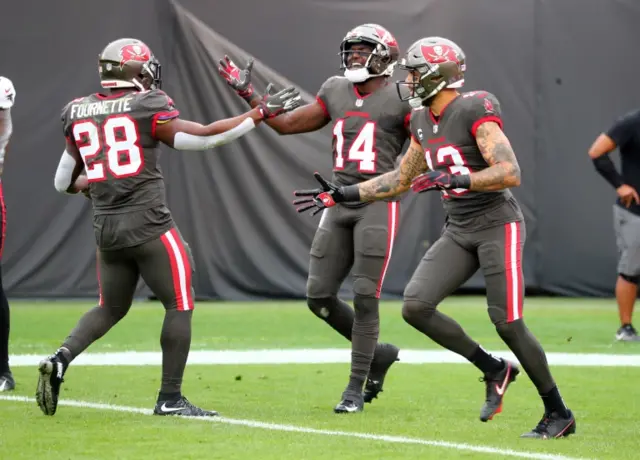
top-left (107, 305), bottom-right (130, 323)
top-left (306, 269), bottom-right (340, 299)
top-left (494, 317), bottom-right (525, 341)
top-left (353, 277), bottom-right (378, 298)
top-left (307, 296), bottom-right (333, 319)
top-left (401, 298), bottom-right (436, 325)
top-left (620, 273), bottom-right (639, 285)
top-left (487, 305), bottom-right (509, 328)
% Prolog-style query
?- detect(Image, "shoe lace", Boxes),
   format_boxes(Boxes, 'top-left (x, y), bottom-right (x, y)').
top-left (533, 414), bottom-right (551, 433)
top-left (181, 397), bottom-right (214, 416)
top-left (479, 374), bottom-right (498, 400)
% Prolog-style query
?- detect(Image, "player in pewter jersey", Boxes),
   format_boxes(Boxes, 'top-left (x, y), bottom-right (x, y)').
top-left (293, 37), bottom-right (576, 439)
top-left (37, 37), bottom-right (300, 418)
top-left (218, 24), bottom-right (410, 414)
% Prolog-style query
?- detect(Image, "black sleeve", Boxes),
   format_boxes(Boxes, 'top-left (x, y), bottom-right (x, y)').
top-left (592, 155), bottom-right (624, 189)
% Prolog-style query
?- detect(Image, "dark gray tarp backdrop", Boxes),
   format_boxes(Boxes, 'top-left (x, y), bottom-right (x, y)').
top-left (0, 0), bottom-right (638, 299)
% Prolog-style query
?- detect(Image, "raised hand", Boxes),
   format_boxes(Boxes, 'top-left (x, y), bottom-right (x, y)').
top-left (258, 83), bottom-right (302, 119)
top-left (218, 55), bottom-right (255, 99)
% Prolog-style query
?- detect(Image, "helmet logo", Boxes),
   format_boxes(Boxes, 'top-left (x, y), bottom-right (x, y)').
top-left (119, 44), bottom-right (151, 69)
top-left (346, 25), bottom-right (397, 47)
top-left (373, 27), bottom-right (398, 46)
top-left (421, 44), bottom-right (459, 64)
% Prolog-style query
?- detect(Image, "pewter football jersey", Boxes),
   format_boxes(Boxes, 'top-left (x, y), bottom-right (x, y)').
top-left (61, 89), bottom-right (179, 214)
top-left (61, 89), bottom-right (179, 250)
top-left (317, 76), bottom-right (411, 187)
top-left (410, 91), bottom-right (523, 223)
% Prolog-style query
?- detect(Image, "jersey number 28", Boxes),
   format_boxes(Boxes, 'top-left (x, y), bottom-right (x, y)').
top-left (333, 120), bottom-right (377, 173)
top-left (72, 115), bottom-right (143, 182)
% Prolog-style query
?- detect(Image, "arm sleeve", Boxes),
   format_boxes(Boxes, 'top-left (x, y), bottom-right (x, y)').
top-left (173, 118), bottom-right (257, 151)
top-left (54, 150), bottom-right (78, 193)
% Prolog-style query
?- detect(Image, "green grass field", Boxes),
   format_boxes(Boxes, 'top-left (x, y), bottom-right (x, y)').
top-left (1, 297), bottom-right (638, 459)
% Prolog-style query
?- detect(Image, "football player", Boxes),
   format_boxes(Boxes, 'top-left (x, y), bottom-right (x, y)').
top-left (0, 76), bottom-right (15, 392)
top-left (293, 37), bottom-right (576, 438)
top-left (37, 38), bottom-right (301, 417)
top-left (218, 24), bottom-right (409, 413)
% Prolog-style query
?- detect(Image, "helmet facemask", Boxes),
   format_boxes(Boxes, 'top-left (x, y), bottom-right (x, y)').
top-left (140, 56), bottom-right (162, 90)
top-left (396, 62), bottom-right (448, 108)
top-left (339, 39), bottom-right (396, 83)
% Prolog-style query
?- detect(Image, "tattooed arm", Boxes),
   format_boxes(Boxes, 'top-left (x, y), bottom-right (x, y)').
top-left (357, 136), bottom-right (428, 201)
top-left (470, 121), bottom-right (521, 191)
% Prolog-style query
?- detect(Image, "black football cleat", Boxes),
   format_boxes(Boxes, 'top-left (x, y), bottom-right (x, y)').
top-left (521, 410), bottom-right (576, 439)
top-left (36, 356), bottom-right (65, 416)
top-left (479, 359), bottom-right (520, 422)
top-left (154, 396), bottom-right (219, 417)
top-left (363, 343), bottom-right (400, 404)
top-left (334, 393), bottom-right (364, 414)
top-left (0, 371), bottom-right (15, 392)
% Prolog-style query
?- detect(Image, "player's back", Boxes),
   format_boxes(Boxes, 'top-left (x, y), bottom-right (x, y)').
top-left (317, 76), bottom-right (411, 188)
top-left (62, 89), bottom-right (179, 214)
top-left (62, 89), bottom-right (180, 250)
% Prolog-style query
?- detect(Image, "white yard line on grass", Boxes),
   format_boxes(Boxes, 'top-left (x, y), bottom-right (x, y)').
top-left (8, 348), bottom-right (640, 367)
top-left (0, 395), bottom-right (589, 460)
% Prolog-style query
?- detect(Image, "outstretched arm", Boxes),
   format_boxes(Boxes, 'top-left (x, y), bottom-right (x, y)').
top-left (155, 110), bottom-right (264, 149)
top-left (218, 55), bottom-right (329, 135)
top-left (244, 95), bottom-right (330, 135)
top-left (155, 85), bottom-right (300, 150)
top-left (469, 121), bottom-right (521, 191)
top-left (356, 137), bottom-right (428, 201)
top-left (292, 137), bottom-right (427, 214)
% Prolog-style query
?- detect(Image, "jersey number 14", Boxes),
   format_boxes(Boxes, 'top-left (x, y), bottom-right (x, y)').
top-left (333, 120), bottom-right (377, 173)
top-left (72, 115), bottom-right (143, 182)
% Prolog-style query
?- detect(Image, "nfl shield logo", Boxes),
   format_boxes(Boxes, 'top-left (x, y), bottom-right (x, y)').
top-left (355, 99), bottom-right (363, 107)
top-left (433, 124), bottom-right (439, 134)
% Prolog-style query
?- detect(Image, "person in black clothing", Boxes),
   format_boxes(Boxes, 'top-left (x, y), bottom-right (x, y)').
top-left (589, 108), bottom-right (640, 341)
